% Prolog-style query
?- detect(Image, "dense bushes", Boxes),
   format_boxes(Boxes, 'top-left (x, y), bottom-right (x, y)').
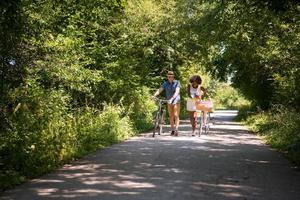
top-left (0, 0), bottom-right (162, 190)
top-left (127, 87), bottom-right (157, 132)
top-left (0, 89), bottom-right (135, 189)
top-left (0, 78), bottom-right (155, 190)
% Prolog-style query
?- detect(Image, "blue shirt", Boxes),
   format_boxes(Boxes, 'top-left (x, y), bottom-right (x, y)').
top-left (161, 80), bottom-right (181, 104)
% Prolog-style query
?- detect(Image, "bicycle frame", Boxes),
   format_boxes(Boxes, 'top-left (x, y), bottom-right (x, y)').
top-left (198, 111), bottom-right (211, 137)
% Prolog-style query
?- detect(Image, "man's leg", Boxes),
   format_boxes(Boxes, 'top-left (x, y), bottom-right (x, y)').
top-left (174, 103), bottom-right (180, 134)
top-left (167, 104), bottom-right (175, 134)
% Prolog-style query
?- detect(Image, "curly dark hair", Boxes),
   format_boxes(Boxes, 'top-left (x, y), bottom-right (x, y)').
top-left (189, 75), bottom-right (202, 84)
top-left (200, 86), bottom-right (206, 91)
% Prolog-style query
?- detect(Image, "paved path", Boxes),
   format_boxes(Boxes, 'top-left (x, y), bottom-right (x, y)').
top-left (1, 110), bottom-right (300, 200)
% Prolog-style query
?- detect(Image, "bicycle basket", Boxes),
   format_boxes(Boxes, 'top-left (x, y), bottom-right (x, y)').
top-left (196, 100), bottom-right (213, 112)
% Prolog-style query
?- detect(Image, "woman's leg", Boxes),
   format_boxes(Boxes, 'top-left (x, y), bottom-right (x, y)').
top-left (189, 111), bottom-right (197, 135)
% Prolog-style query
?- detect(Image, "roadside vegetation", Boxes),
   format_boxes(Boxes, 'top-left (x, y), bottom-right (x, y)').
top-left (1, 0), bottom-right (299, 190)
top-left (213, 83), bottom-right (250, 109)
top-left (237, 105), bottom-right (300, 167)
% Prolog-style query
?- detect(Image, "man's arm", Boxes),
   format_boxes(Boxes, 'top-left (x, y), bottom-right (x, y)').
top-left (153, 87), bottom-right (164, 97)
top-left (169, 86), bottom-right (180, 101)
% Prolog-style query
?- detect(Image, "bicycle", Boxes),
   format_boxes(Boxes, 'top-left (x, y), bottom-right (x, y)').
top-left (197, 111), bottom-right (211, 136)
top-left (152, 97), bottom-right (168, 137)
top-left (195, 99), bottom-right (213, 136)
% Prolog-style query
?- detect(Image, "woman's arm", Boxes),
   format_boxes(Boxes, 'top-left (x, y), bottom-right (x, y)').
top-left (200, 86), bottom-right (211, 99)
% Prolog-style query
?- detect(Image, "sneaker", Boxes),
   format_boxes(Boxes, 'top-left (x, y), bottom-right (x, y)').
top-left (191, 132), bottom-right (195, 137)
top-left (174, 130), bottom-right (178, 136)
top-left (171, 130), bottom-right (175, 136)
top-left (205, 124), bottom-right (209, 129)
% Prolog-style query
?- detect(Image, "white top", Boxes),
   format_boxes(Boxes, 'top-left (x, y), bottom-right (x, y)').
top-left (189, 84), bottom-right (200, 98)
top-left (187, 84), bottom-right (202, 111)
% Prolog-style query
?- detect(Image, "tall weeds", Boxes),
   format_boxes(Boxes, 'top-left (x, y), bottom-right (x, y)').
top-left (0, 84), bottom-right (135, 189)
top-left (238, 105), bottom-right (300, 166)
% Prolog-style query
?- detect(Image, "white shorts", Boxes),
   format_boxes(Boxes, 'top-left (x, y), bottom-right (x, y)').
top-left (186, 98), bottom-right (196, 111)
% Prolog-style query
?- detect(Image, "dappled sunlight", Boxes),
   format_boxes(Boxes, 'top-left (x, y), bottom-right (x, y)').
top-left (193, 181), bottom-right (250, 189)
top-left (201, 133), bottom-right (263, 145)
top-left (2, 110), bottom-right (300, 200)
top-left (60, 172), bottom-right (97, 179)
top-left (213, 110), bottom-right (238, 115)
top-left (34, 188), bottom-right (59, 196)
top-left (34, 179), bottom-right (64, 183)
top-left (204, 148), bottom-right (239, 152)
top-left (244, 159), bottom-right (270, 164)
top-left (71, 189), bottom-right (139, 195)
top-left (191, 179), bottom-right (261, 198)
top-left (1, 0), bottom-right (298, 196)
top-left (211, 124), bottom-right (247, 130)
top-left (61, 163), bottom-right (109, 171)
top-left (161, 168), bottom-right (184, 174)
top-left (79, 176), bottom-right (114, 185)
top-left (114, 181), bottom-right (155, 189)
top-left (213, 121), bottom-right (241, 125)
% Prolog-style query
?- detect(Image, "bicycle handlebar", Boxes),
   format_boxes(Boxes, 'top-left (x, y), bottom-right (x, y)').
top-left (152, 96), bottom-right (169, 103)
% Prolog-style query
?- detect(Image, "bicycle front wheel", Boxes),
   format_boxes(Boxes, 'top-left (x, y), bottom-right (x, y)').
top-left (158, 109), bottom-right (165, 135)
top-left (153, 111), bottom-right (160, 137)
top-left (199, 114), bottom-right (203, 137)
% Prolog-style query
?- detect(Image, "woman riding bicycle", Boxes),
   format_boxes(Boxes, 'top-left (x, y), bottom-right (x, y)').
top-left (153, 71), bottom-right (181, 136)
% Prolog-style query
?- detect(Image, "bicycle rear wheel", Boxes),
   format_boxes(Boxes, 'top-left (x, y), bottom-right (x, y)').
top-left (204, 113), bottom-right (210, 134)
top-left (198, 113), bottom-right (203, 137)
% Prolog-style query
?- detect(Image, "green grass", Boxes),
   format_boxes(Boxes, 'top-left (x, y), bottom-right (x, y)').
top-left (237, 105), bottom-right (300, 167)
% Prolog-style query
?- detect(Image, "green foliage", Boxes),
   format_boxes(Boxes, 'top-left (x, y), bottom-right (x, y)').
top-left (75, 104), bottom-right (134, 153)
top-left (238, 105), bottom-right (300, 166)
top-left (176, 0), bottom-right (300, 110)
top-left (1, 0), bottom-right (174, 190)
top-left (179, 63), bottom-right (250, 111)
top-left (0, 85), bottom-right (134, 189)
top-left (1, 0), bottom-right (299, 190)
top-left (1, 81), bottom-right (72, 188)
top-left (213, 83), bottom-right (251, 109)
top-left (127, 87), bottom-right (157, 132)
